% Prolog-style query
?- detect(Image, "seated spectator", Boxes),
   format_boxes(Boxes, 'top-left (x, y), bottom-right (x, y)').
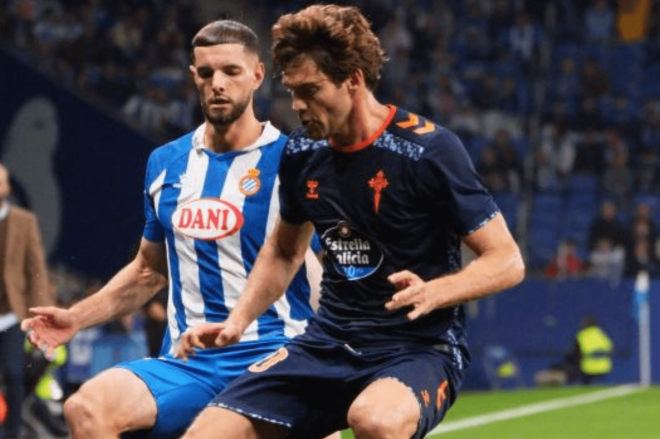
top-left (543, 239), bottom-right (585, 279)
top-left (602, 136), bottom-right (634, 213)
top-left (588, 237), bottom-right (625, 284)
top-left (534, 120), bottom-right (576, 191)
top-left (588, 200), bottom-right (629, 251)
top-left (477, 145), bottom-right (508, 193)
top-left (584, 0), bottom-right (615, 45)
top-left (625, 239), bottom-right (660, 277)
top-left (639, 101), bottom-right (660, 152)
top-left (579, 58), bottom-right (610, 101)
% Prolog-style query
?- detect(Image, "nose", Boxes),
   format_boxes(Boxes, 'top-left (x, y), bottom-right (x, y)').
top-left (212, 72), bottom-right (227, 92)
top-left (291, 94), bottom-right (307, 112)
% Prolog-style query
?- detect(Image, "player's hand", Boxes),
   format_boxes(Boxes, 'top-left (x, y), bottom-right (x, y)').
top-left (174, 321), bottom-right (243, 362)
top-left (21, 307), bottom-right (80, 359)
top-left (384, 270), bottom-right (435, 320)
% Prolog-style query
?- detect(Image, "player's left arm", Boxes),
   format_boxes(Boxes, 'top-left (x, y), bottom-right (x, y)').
top-left (386, 212), bottom-right (524, 320)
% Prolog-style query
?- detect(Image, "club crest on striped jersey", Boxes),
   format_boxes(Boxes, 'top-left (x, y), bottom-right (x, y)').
top-left (172, 198), bottom-right (244, 240)
top-left (239, 168), bottom-right (261, 196)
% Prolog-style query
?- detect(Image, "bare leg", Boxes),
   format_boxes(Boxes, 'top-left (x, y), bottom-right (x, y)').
top-left (63, 368), bottom-right (157, 439)
top-left (347, 378), bottom-right (420, 439)
top-left (182, 406), bottom-right (288, 439)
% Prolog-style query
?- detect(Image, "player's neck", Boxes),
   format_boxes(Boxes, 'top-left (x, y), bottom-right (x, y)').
top-left (204, 112), bottom-right (263, 153)
top-left (330, 92), bottom-right (390, 150)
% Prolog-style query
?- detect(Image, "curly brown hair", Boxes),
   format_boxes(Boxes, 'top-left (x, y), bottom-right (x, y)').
top-left (271, 4), bottom-right (387, 91)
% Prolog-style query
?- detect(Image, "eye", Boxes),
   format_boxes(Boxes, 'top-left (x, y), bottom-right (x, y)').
top-left (224, 66), bottom-right (242, 76)
top-left (295, 86), bottom-right (319, 99)
top-left (197, 67), bottom-right (213, 79)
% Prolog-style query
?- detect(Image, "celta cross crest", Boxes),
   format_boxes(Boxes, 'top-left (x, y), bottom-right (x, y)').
top-left (368, 170), bottom-right (389, 213)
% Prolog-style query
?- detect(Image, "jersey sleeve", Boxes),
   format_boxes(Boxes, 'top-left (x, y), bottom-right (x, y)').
top-left (420, 129), bottom-right (499, 236)
top-left (278, 139), bottom-right (309, 224)
top-left (142, 150), bottom-right (165, 242)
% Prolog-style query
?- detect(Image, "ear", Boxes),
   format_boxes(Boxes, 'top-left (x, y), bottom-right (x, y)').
top-left (189, 64), bottom-right (196, 80)
top-left (253, 61), bottom-right (265, 90)
top-left (347, 69), bottom-right (364, 92)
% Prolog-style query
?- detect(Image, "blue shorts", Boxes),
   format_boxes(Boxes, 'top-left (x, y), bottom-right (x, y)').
top-left (210, 325), bottom-right (467, 439)
top-left (116, 338), bottom-right (289, 439)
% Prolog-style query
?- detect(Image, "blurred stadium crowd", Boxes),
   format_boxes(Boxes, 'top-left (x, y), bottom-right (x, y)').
top-left (2, 0), bottom-right (660, 281)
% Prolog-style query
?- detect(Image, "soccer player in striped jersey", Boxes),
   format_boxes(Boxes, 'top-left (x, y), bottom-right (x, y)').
top-left (176, 5), bottom-right (525, 439)
top-left (21, 20), bottom-right (324, 439)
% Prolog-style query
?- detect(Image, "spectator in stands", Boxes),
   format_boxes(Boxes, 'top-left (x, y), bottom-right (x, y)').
top-left (588, 237), bottom-right (625, 284)
top-left (477, 145), bottom-right (508, 194)
top-left (551, 56), bottom-right (580, 105)
top-left (584, 0), bottom-right (615, 45)
top-left (603, 93), bottom-right (638, 141)
top-left (639, 100), bottom-right (660, 152)
top-left (543, 239), bottom-right (585, 279)
top-left (602, 130), bottom-right (634, 213)
top-left (534, 120), bottom-right (576, 191)
top-left (449, 100), bottom-right (482, 141)
top-left (587, 200), bottom-right (629, 251)
top-left (503, 11), bottom-right (541, 75)
top-left (634, 147), bottom-right (660, 194)
top-left (579, 58), bottom-right (610, 101)
top-left (625, 202), bottom-right (660, 276)
top-left (626, 239), bottom-right (660, 277)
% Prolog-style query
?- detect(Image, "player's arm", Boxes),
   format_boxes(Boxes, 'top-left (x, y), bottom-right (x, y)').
top-left (22, 238), bottom-right (168, 356)
top-left (386, 212), bottom-right (524, 320)
top-left (176, 219), bottom-right (314, 359)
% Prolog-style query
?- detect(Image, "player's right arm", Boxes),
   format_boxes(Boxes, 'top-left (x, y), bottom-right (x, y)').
top-left (22, 238), bottom-right (168, 357)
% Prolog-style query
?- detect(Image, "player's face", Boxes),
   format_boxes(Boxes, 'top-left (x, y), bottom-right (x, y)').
top-left (190, 44), bottom-right (264, 127)
top-left (282, 56), bottom-right (352, 140)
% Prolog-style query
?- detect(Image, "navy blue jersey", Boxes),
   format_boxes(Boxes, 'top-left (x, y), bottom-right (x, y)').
top-left (279, 106), bottom-right (499, 349)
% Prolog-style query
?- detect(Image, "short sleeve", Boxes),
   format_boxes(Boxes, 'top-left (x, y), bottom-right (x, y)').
top-left (142, 151), bottom-right (165, 242)
top-left (419, 130), bottom-right (499, 235)
top-left (278, 141), bottom-right (309, 224)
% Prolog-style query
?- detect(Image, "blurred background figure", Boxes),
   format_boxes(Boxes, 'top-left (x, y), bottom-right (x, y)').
top-left (0, 163), bottom-right (52, 439)
top-left (566, 315), bottom-right (614, 385)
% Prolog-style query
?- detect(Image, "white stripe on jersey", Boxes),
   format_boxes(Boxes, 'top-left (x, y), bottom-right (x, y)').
top-left (174, 149), bottom-right (209, 334)
top-left (217, 150), bottom-right (262, 341)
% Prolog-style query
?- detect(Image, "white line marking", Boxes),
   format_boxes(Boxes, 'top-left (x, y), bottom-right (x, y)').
top-left (430, 384), bottom-right (644, 435)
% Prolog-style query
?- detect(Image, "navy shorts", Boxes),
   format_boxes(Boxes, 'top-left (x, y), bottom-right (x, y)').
top-left (210, 324), bottom-right (467, 439)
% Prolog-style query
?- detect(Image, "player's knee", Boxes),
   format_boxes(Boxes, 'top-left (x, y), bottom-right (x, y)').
top-left (347, 403), bottom-right (417, 439)
top-left (64, 387), bottom-right (114, 431)
top-left (63, 391), bottom-right (96, 428)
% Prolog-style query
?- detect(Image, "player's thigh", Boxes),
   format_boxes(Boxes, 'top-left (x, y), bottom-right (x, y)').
top-left (73, 367), bottom-right (156, 430)
top-left (183, 406), bottom-right (288, 439)
top-left (347, 377), bottom-right (420, 438)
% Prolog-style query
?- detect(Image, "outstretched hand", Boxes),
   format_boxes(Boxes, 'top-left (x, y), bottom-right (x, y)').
top-left (384, 270), bottom-right (437, 320)
top-left (174, 321), bottom-right (243, 362)
top-left (21, 307), bottom-right (80, 359)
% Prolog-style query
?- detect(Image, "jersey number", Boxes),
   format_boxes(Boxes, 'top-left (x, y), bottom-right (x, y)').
top-left (248, 347), bottom-right (289, 373)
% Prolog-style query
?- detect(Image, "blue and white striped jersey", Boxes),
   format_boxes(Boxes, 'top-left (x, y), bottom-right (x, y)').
top-left (143, 122), bottom-right (313, 356)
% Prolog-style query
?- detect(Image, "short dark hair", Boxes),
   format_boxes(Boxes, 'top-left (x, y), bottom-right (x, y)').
top-left (271, 4), bottom-right (387, 91)
top-left (192, 20), bottom-right (260, 61)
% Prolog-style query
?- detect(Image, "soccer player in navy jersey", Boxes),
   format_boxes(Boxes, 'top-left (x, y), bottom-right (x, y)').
top-left (176, 4), bottom-right (525, 439)
top-left (20, 20), bottom-right (329, 439)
